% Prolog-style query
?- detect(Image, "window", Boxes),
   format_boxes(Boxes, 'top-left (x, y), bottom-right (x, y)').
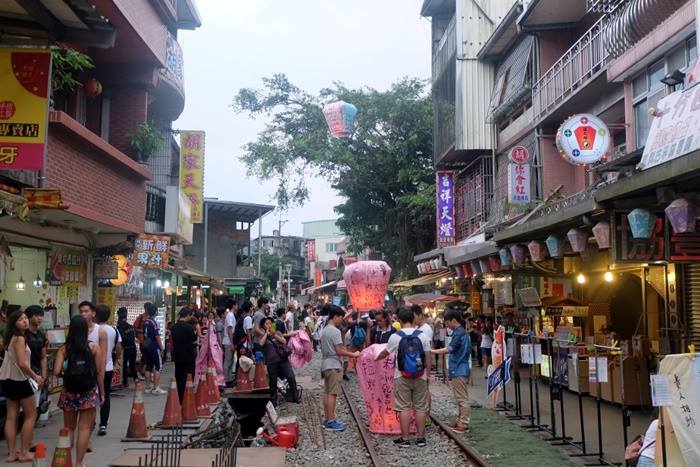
top-left (325, 243), bottom-right (337, 253)
top-left (632, 36), bottom-right (697, 149)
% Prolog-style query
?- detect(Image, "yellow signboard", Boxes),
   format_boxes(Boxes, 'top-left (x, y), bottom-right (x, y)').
top-left (179, 131), bottom-right (205, 223)
top-left (0, 48), bottom-right (51, 170)
top-left (95, 286), bottom-right (117, 324)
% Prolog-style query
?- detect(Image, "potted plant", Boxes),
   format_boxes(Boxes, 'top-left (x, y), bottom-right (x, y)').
top-left (50, 46), bottom-right (94, 111)
top-left (129, 121), bottom-right (162, 163)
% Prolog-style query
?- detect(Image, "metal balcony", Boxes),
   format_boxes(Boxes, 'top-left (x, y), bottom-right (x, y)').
top-left (532, 15), bottom-right (609, 123)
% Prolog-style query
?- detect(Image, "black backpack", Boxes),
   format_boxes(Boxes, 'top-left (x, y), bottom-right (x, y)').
top-left (234, 317), bottom-right (246, 344)
top-left (63, 347), bottom-right (97, 393)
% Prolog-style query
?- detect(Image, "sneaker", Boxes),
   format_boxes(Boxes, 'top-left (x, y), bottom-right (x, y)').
top-left (415, 438), bottom-right (427, 447)
top-left (449, 423), bottom-right (468, 433)
top-left (152, 387), bottom-right (167, 395)
top-left (392, 438), bottom-right (411, 448)
top-left (143, 388), bottom-right (152, 394)
top-left (97, 426), bottom-right (107, 436)
top-left (323, 420), bottom-right (346, 432)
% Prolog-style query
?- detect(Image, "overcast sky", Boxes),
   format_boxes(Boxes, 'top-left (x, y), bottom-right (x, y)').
top-left (174, 0), bottom-right (431, 237)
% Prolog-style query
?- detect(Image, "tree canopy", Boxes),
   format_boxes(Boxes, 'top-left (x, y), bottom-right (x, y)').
top-left (232, 75), bottom-right (435, 276)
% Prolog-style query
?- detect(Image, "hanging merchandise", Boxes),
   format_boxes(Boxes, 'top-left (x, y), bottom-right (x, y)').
top-left (567, 228), bottom-right (588, 253)
top-left (488, 256), bottom-right (502, 272)
top-left (665, 198), bottom-right (697, 234)
top-left (592, 221), bottom-right (611, 249)
top-left (627, 208), bottom-right (657, 239)
top-left (322, 100), bottom-right (357, 138)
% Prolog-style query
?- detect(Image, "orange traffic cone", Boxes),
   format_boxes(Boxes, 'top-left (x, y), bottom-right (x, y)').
top-left (161, 378), bottom-right (182, 428)
top-left (51, 427), bottom-right (72, 467)
top-left (123, 381), bottom-right (150, 441)
top-left (206, 363), bottom-right (220, 405)
top-left (181, 374), bottom-right (198, 422)
top-left (234, 363), bottom-right (253, 393)
top-left (253, 361), bottom-right (269, 391)
top-left (195, 373), bottom-right (212, 418)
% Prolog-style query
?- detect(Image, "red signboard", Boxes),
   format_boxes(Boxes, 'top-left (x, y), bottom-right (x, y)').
top-left (612, 213), bottom-right (700, 262)
top-left (306, 240), bottom-right (316, 262)
top-left (509, 146), bottom-right (530, 164)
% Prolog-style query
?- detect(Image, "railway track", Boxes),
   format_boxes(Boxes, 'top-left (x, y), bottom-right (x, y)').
top-left (341, 383), bottom-right (490, 467)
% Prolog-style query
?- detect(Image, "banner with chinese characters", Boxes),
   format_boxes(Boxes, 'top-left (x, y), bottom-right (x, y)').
top-left (133, 234), bottom-right (170, 269)
top-left (0, 48), bottom-right (51, 171)
top-left (306, 240), bottom-right (316, 262)
top-left (508, 163), bottom-right (530, 204)
top-left (436, 171), bottom-right (455, 247)
top-left (179, 131), bottom-right (205, 223)
top-left (49, 249), bottom-right (88, 286)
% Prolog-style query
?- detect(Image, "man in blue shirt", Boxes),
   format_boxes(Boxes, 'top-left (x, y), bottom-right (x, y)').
top-left (432, 309), bottom-right (471, 433)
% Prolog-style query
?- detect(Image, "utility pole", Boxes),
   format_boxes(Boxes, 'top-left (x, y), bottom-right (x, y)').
top-left (276, 217), bottom-right (287, 305)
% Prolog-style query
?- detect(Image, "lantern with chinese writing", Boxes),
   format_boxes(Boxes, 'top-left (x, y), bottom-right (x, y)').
top-left (509, 244), bottom-right (526, 266)
top-left (627, 208), bottom-right (657, 239)
top-left (499, 248), bottom-right (512, 268)
top-left (323, 100), bottom-right (358, 139)
top-left (343, 261), bottom-right (392, 312)
top-left (528, 241), bottom-right (548, 263)
top-left (592, 221), bottom-right (611, 249)
top-left (478, 258), bottom-right (491, 274)
top-left (545, 235), bottom-right (563, 258)
top-left (471, 261), bottom-right (482, 276)
top-left (665, 198), bottom-right (697, 233)
top-left (489, 256), bottom-right (502, 272)
top-left (567, 228), bottom-right (588, 253)
top-left (417, 263), bottom-right (424, 274)
top-left (462, 263), bottom-right (473, 277)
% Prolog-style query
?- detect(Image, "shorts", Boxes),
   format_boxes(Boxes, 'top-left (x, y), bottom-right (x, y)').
top-left (143, 347), bottom-right (161, 372)
top-left (0, 379), bottom-right (34, 401)
top-left (481, 347), bottom-right (492, 359)
top-left (393, 377), bottom-right (429, 413)
top-left (322, 369), bottom-right (342, 395)
top-left (58, 385), bottom-right (100, 412)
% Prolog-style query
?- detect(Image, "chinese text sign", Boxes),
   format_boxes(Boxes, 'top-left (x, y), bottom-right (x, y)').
top-left (179, 131), bottom-right (205, 223)
top-left (508, 163), bottom-right (531, 204)
top-left (436, 171), bottom-right (455, 247)
top-left (134, 235), bottom-right (170, 269)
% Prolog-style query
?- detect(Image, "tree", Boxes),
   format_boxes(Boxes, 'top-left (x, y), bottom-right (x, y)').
top-left (233, 75), bottom-right (435, 277)
top-left (257, 250), bottom-right (301, 293)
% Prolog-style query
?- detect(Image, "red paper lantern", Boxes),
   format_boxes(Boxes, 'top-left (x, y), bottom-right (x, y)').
top-left (488, 256), bottom-right (502, 272)
top-left (343, 261), bottom-right (392, 312)
top-left (83, 78), bottom-right (103, 98)
top-left (592, 221), bottom-right (611, 249)
top-left (528, 241), bottom-right (548, 262)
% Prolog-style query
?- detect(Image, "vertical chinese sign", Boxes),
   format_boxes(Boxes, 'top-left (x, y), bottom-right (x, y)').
top-left (436, 171), bottom-right (455, 247)
top-left (0, 48), bottom-right (51, 170)
top-left (179, 131), bottom-right (205, 223)
top-left (133, 235), bottom-right (170, 269)
top-left (306, 240), bottom-right (316, 262)
top-left (507, 163), bottom-right (531, 204)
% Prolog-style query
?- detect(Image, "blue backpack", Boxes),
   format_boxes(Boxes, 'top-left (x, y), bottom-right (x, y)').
top-left (351, 326), bottom-right (366, 348)
top-left (397, 330), bottom-right (425, 379)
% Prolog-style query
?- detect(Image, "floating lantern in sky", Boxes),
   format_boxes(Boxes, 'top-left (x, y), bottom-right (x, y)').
top-left (343, 261), bottom-right (391, 311)
top-left (323, 100), bottom-right (358, 138)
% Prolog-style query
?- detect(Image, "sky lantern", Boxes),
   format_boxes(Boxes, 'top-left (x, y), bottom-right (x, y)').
top-left (545, 235), bottom-right (563, 258)
top-left (323, 100), bottom-right (358, 138)
top-left (509, 244), bottom-right (526, 266)
top-left (343, 261), bottom-right (391, 312)
top-left (567, 228), bottom-right (588, 253)
top-left (592, 221), bottom-right (611, 249)
top-left (499, 248), bottom-right (512, 268)
top-left (528, 241), bottom-right (547, 263)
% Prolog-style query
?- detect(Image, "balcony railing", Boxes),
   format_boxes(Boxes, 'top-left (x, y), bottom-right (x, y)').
top-left (586, 0), bottom-right (626, 13)
top-left (532, 16), bottom-right (609, 122)
top-left (432, 16), bottom-right (457, 162)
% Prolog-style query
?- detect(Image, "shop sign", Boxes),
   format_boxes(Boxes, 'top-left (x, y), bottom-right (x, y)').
top-left (555, 114), bottom-right (611, 165)
top-left (436, 171), bottom-right (455, 247)
top-left (470, 288), bottom-right (481, 311)
top-left (162, 33), bottom-right (184, 92)
top-left (164, 187), bottom-right (193, 244)
top-left (638, 84), bottom-right (700, 171)
top-left (612, 211), bottom-right (700, 262)
top-left (507, 163), bottom-right (530, 204)
top-left (0, 48), bottom-right (51, 170)
top-left (133, 234), bottom-right (170, 269)
top-left (509, 146), bottom-right (530, 164)
top-left (94, 258), bottom-right (118, 280)
top-left (49, 249), bottom-right (88, 286)
top-left (306, 240), bottom-right (316, 262)
top-left (95, 286), bottom-right (117, 323)
top-left (314, 268), bottom-right (322, 287)
top-left (561, 306), bottom-right (589, 317)
top-left (179, 131), bottom-right (205, 223)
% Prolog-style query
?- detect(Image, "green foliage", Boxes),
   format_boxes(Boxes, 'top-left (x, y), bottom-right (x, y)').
top-left (50, 46), bottom-right (94, 92)
top-left (129, 122), bottom-right (163, 162)
top-left (233, 75), bottom-right (435, 276)
top-left (256, 250), bottom-right (300, 291)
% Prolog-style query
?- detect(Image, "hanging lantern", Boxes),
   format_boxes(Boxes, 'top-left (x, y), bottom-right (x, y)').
top-left (343, 261), bottom-right (392, 312)
top-left (471, 261), bottom-right (482, 276)
top-left (479, 258), bottom-right (491, 274)
top-left (489, 256), bottom-right (502, 272)
top-left (454, 266), bottom-right (463, 279)
top-left (665, 198), bottom-right (697, 233)
top-left (567, 228), bottom-right (588, 253)
top-left (417, 263), bottom-right (424, 274)
top-left (545, 235), bottom-right (563, 258)
top-left (592, 221), bottom-right (611, 249)
top-left (528, 241), bottom-right (548, 263)
top-left (509, 244), bottom-right (526, 266)
top-left (499, 248), bottom-right (512, 268)
top-left (627, 208), bottom-right (657, 239)
top-left (323, 100), bottom-right (358, 138)
top-left (83, 78), bottom-right (103, 98)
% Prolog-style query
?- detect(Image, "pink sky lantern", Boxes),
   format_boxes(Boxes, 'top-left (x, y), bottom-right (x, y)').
top-left (343, 261), bottom-right (391, 312)
top-left (479, 258), bottom-right (491, 274)
top-left (323, 100), bottom-right (358, 138)
top-left (509, 244), bottom-right (526, 266)
top-left (356, 344), bottom-right (417, 434)
top-left (489, 256), bottom-right (502, 272)
top-left (665, 198), bottom-right (697, 233)
top-left (592, 221), bottom-right (611, 249)
top-left (567, 228), bottom-right (588, 253)
top-left (528, 241), bottom-right (547, 262)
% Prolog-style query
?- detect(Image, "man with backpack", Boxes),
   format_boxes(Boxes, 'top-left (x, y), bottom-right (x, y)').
top-left (95, 305), bottom-right (121, 436)
top-left (116, 307), bottom-right (137, 388)
top-left (375, 307), bottom-right (432, 448)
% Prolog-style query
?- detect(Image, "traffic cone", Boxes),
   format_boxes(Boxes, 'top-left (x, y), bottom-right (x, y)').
top-left (181, 374), bottom-right (198, 422)
top-left (160, 378), bottom-right (182, 428)
top-left (233, 362), bottom-right (253, 393)
top-left (206, 363), bottom-right (220, 404)
top-left (195, 373), bottom-right (212, 418)
top-left (253, 361), bottom-right (269, 391)
top-left (123, 381), bottom-right (150, 441)
top-left (51, 427), bottom-right (72, 467)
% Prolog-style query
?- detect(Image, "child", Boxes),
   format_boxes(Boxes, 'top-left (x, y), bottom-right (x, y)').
top-left (432, 309), bottom-right (471, 433)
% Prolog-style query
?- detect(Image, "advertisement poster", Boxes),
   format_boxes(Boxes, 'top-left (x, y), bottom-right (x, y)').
top-left (133, 234), bottom-right (170, 269)
top-left (0, 48), bottom-right (51, 170)
top-left (179, 131), bottom-right (205, 223)
top-left (95, 286), bottom-right (117, 324)
top-left (49, 249), bottom-right (88, 286)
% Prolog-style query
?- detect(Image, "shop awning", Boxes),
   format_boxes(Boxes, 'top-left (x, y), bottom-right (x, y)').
top-left (176, 268), bottom-right (226, 290)
top-left (413, 248), bottom-right (443, 262)
top-left (302, 281), bottom-right (338, 295)
top-left (446, 241), bottom-right (499, 266)
top-left (389, 270), bottom-right (452, 289)
top-left (0, 189), bottom-right (28, 221)
top-left (404, 293), bottom-right (466, 306)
